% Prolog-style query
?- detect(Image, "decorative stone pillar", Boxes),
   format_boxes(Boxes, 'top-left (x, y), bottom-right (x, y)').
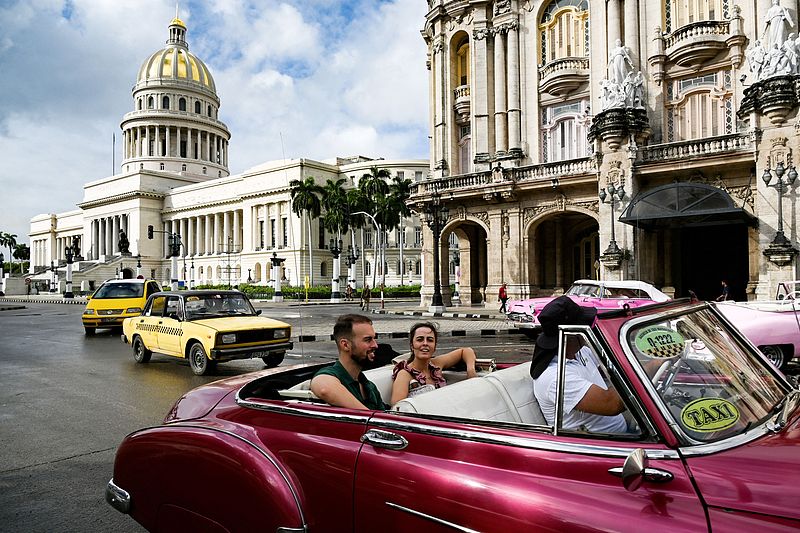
top-left (493, 26), bottom-right (508, 157)
top-left (472, 24), bottom-right (492, 167)
top-left (506, 21), bottom-right (522, 158)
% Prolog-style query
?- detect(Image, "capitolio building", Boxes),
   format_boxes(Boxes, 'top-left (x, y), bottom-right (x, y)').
top-left (27, 1), bottom-right (800, 306)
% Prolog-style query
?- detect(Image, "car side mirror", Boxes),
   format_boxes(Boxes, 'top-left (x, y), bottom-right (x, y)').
top-left (256, 309), bottom-right (262, 315)
top-left (621, 448), bottom-right (647, 491)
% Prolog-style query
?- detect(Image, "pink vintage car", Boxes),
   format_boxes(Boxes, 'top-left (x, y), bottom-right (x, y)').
top-left (507, 279), bottom-right (670, 330)
top-left (106, 298), bottom-right (800, 532)
top-left (716, 300), bottom-right (800, 370)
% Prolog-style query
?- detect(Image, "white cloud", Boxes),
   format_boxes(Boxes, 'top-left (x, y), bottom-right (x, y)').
top-left (0, 0), bottom-right (429, 241)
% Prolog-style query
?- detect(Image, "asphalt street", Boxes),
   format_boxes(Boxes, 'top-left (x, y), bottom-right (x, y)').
top-left (0, 300), bottom-right (528, 533)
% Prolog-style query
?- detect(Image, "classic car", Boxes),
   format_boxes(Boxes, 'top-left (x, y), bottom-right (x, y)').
top-left (82, 278), bottom-right (162, 335)
top-left (506, 279), bottom-right (671, 331)
top-left (714, 280), bottom-right (800, 370)
top-left (107, 298), bottom-right (800, 532)
top-left (120, 290), bottom-right (292, 375)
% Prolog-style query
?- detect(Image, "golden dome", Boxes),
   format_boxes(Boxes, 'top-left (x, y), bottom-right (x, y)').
top-left (135, 19), bottom-right (216, 93)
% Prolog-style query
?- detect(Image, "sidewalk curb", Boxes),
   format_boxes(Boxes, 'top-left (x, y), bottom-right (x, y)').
top-left (372, 309), bottom-right (503, 320)
top-left (0, 297), bottom-right (86, 305)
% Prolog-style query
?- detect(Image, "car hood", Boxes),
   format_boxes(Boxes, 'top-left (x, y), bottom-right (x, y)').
top-left (684, 411), bottom-right (800, 521)
top-left (191, 316), bottom-right (290, 331)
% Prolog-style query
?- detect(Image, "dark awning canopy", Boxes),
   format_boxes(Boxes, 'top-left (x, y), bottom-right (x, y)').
top-left (618, 182), bottom-right (756, 230)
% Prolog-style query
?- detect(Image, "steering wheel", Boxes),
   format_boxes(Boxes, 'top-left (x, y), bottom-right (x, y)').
top-left (651, 358), bottom-right (682, 394)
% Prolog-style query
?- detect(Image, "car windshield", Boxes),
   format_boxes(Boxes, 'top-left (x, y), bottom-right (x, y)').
top-left (626, 307), bottom-right (786, 444)
top-left (566, 284), bottom-right (600, 297)
top-left (93, 282), bottom-right (144, 299)
top-left (183, 294), bottom-right (256, 319)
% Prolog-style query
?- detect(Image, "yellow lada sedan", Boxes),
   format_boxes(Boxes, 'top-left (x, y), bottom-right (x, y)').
top-left (83, 278), bottom-right (162, 335)
top-left (121, 290), bottom-right (292, 375)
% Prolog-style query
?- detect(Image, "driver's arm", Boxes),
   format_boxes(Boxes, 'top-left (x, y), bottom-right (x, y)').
top-left (310, 374), bottom-right (369, 410)
top-left (575, 384), bottom-right (625, 416)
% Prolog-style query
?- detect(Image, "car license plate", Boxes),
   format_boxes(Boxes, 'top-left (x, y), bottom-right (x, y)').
top-left (251, 351), bottom-right (268, 358)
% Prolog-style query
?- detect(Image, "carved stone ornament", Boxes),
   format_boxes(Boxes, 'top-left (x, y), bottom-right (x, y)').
top-left (588, 108), bottom-right (651, 151)
top-left (432, 41), bottom-right (444, 54)
top-left (501, 210), bottom-right (510, 247)
top-left (494, 0), bottom-right (511, 15)
top-left (767, 137), bottom-right (793, 170)
top-left (687, 171), bottom-right (756, 209)
top-left (523, 198), bottom-right (599, 225)
top-left (473, 28), bottom-right (491, 40)
top-left (455, 205), bottom-right (468, 220)
top-left (737, 75), bottom-right (800, 125)
top-left (606, 160), bottom-right (624, 186)
top-left (473, 211), bottom-right (490, 229)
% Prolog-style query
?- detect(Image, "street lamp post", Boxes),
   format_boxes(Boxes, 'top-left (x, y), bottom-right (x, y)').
top-left (136, 254), bottom-right (142, 278)
top-left (64, 246), bottom-right (74, 299)
top-left (168, 232), bottom-right (181, 290)
top-left (329, 237), bottom-right (343, 303)
top-left (762, 161), bottom-right (799, 246)
top-left (353, 211), bottom-right (385, 309)
top-left (0, 252), bottom-right (4, 283)
top-left (189, 259), bottom-right (195, 290)
top-left (345, 245), bottom-right (361, 296)
top-left (270, 252), bottom-right (286, 303)
top-left (599, 182), bottom-right (626, 254)
top-left (247, 268), bottom-right (253, 284)
top-left (452, 250), bottom-right (460, 304)
top-left (50, 261), bottom-right (57, 293)
top-left (421, 193), bottom-right (449, 313)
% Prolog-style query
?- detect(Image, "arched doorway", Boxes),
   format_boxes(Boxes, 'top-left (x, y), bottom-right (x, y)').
top-left (121, 268), bottom-right (134, 279)
top-left (620, 183), bottom-right (754, 301)
top-left (445, 221), bottom-right (488, 305)
top-left (529, 211), bottom-right (599, 294)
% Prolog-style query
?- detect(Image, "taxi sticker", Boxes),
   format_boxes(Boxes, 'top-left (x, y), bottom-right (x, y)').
top-left (680, 398), bottom-right (740, 432)
top-left (634, 326), bottom-right (685, 358)
top-left (187, 296), bottom-right (200, 301)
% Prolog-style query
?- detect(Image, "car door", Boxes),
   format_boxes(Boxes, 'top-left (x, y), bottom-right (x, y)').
top-left (156, 295), bottom-right (184, 356)
top-left (130, 295), bottom-right (165, 352)
top-left (353, 330), bottom-right (708, 532)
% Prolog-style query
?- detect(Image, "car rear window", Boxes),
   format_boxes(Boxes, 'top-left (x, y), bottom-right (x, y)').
top-left (94, 282), bottom-right (145, 299)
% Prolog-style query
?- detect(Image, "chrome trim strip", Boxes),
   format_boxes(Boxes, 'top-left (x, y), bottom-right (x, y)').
top-left (235, 396), bottom-right (371, 425)
top-left (385, 502), bottom-right (480, 532)
top-left (372, 416), bottom-right (679, 460)
top-left (276, 528), bottom-right (307, 533)
top-left (212, 341), bottom-right (294, 358)
top-left (105, 478), bottom-right (131, 514)
top-left (166, 423), bottom-right (308, 529)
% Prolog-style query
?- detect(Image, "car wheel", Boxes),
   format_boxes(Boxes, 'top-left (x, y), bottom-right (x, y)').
top-left (760, 345), bottom-right (787, 370)
top-left (188, 342), bottom-right (212, 376)
top-left (261, 352), bottom-right (285, 368)
top-left (84, 327), bottom-right (95, 336)
top-left (132, 336), bottom-right (152, 363)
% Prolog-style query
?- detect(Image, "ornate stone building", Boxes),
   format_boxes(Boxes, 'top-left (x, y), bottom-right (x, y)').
top-left (27, 17), bottom-right (428, 293)
top-left (412, 0), bottom-right (800, 306)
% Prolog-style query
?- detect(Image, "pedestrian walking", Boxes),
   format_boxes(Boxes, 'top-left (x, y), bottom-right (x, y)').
top-left (361, 284), bottom-right (372, 311)
top-left (499, 282), bottom-right (508, 313)
top-left (715, 280), bottom-right (730, 301)
top-left (345, 284), bottom-right (353, 302)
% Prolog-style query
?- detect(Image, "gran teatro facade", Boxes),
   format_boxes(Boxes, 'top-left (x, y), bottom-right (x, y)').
top-left (412, 0), bottom-right (800, 306)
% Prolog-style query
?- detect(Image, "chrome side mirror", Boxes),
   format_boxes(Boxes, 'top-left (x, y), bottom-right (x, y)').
top-left (621, 448), bottom-right (647, 491)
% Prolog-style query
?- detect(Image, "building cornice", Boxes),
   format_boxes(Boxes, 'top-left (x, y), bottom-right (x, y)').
top-left (77, 190), bottom-right (165, 210)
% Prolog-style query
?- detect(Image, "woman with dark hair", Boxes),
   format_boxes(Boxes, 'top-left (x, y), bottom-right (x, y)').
top-left (390, 322), bottom-right (478, 404)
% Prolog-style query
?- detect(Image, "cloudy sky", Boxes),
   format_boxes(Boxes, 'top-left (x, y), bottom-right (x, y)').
top-left (0, 0), bottom-right (430, 243)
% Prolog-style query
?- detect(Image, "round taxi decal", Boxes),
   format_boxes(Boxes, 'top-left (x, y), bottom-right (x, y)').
top-left (680, 398), bottom-right (740, 432)
top-left (634, 326), bottom-right (685, 359)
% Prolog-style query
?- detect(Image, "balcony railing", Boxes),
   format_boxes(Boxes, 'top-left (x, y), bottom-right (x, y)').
top-left (664, 20), bottom-right (730, 49)
top-left (537, 57), bottom-right (589, 79)
top-left (514, 158), bottom-right (594, 182)
top-left (640, 133), bottom-right (751, 163)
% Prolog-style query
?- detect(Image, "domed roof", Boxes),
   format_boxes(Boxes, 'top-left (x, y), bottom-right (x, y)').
top-left (135, 18), bottom-right (216, 94)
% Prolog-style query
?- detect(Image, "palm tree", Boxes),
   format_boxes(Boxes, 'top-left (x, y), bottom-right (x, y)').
top-left (0, 232), bottom-right (17, 274)
top-left (13, 243), bottom-right (30, 274)
top-left (388, 174), bottom-right (413, 284)
top-left (321, 178), bottom-right (349, 299)
top-left (359, 167), bottom-right (391, 288)
top-left (289, 177), bottom-right (323, 286)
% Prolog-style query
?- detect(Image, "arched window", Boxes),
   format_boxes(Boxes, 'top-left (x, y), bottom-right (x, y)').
top-left (202, 166), bottom-right (207, 174)
top-left (541, 99), bottom-right (590, 162)
top-left (456, 40), bottom-right (470, 86)
top-left (208, 105), bottom-right (213, 117)
top-left (147, 96), bottom-right (154, 109)
top-left (666, 72), bottom-right (732, 142)
top-left (179, 98), bottom-right (187, 111)
top-left (415, 260), bottom-right (422, 276)
top-left (181, 164), bottom-right (187, 171)
top-left (194, 101), bottom-right (201, 114)
top-left (137, 99), bottom-right (142, 110)
top-left (160, 163), bottom-right (165, 170)
top-left (162, 96), bottom-right (170, 109)
top-left (321, 262), bottom-right (328, 277)
top-left (365, 262), bottom-right (371, 276)
top-left (667, 0), bottom-right (725, 31)
top-left (539, 0), bottom-right (589, 64)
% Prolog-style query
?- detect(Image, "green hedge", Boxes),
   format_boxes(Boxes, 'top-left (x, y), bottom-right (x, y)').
top-left (194, 283), bottom-right (423, 300)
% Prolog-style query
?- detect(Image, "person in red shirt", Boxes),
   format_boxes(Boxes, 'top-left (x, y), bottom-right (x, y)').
top-left (499, 282), bottom-right (508, 313)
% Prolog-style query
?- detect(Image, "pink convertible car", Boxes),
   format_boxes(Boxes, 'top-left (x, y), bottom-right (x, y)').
top-left (107, 298), bottom-right (800, 532)
top-left (507, 279), bottom-right (670, 332)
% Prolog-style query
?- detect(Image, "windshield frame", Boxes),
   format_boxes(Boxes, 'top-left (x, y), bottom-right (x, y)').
top-left (93, 281), bottom-right (145, 299)
top-left (618, 302), bottom-right (793, 448)
top-left (183, 292), bottom-right (258, 321)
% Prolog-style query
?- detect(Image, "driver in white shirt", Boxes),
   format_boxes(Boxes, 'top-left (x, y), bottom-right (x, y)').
top-left (531, 296), bottom-right (628, 433)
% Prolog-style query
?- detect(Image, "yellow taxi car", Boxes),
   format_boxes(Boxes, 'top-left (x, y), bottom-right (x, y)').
top-left (121, 290), bottom-right (292, 375)
top-left (82, 278), bottom-right (162, 335)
